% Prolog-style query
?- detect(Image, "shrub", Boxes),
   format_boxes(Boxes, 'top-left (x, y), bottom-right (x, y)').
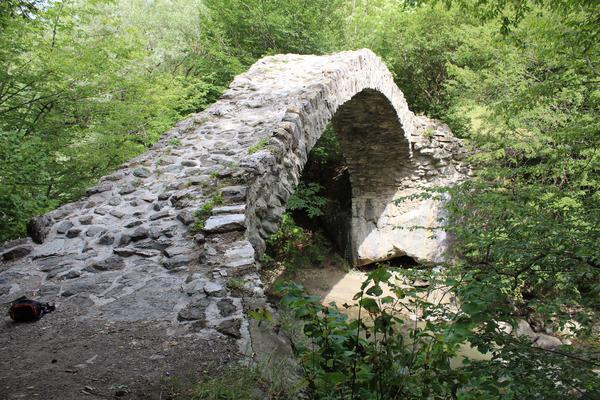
top-left (287, 182), bottom-right (327, 219)
top-left (275, 265), bottom-right (600, 399)
top-left (264, 213), bottom-right (328, 273)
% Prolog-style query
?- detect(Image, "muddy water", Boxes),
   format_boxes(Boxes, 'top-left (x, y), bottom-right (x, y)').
top-left (292, 266), bottom-right (491, 368)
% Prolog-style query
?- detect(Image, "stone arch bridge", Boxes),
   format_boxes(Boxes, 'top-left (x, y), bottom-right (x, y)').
top-left (0, 49), bottom-right (468, 399)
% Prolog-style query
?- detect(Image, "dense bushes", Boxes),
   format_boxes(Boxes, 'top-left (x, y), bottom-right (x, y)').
top-left (277, 265), bottom-right (600, 399)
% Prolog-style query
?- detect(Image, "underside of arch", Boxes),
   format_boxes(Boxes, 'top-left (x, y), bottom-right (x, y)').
top-left (330, 89), bottom-right (412, 265)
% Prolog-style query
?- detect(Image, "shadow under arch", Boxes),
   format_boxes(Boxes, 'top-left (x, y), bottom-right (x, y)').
top-left (331, 88), bottom-right (412, 266)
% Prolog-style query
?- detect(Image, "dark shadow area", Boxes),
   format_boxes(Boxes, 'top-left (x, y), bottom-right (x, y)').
top-left (291, 123), bottom-right (353, 262)
top-left (291, 88), bottom-right (414, 266)
top-left (357, 255), bottom-right (420, 271)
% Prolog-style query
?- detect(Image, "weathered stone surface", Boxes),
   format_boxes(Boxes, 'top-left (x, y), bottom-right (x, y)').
top-left (131, 226), bottom-right (149, 241)
top-left (194, 233), bottom-right (206, 244)
top-left (163, 246), bottom-right (190, 258)
top-left (31, 239), bottom-right (71, 259)
top-left (119, 183), bottom-right (137, 195)
top-left (212, 204), bottom-right (246, 214)
top-left (217, 298), bottom-right (236, 317)
top-left (63, 270), bottom-right (81, 279)
top-left (217, 319), bottom-right (242, 338)
top-left (114, 248), bottom-right (160, 258)
top-left (86, 226), bottom-right (106, 237)
top-left (133, 167), bottom-right (151, 178)
top-left (162, 254), bottom-right (192, 270)
top-left (109, 209), bottom-right (125, 218)
top-left (98, 232), bottom-right (115, 245)
top-left (2, 245), bottom-right (33, 261)
top-left (135, 239), bottom-right (171, 251)
top-left (56, 220), bottom-right (74, 234)
top-left (149, 210), bottom-right (171, 221)
top-left (516, 319), bottom-right (563, 350)
top-left (124, 220), bottom-right (143, 229)
top-left (108, 196), bottom-right (122, 206)
top-left (177, 211), bottom-right (195, 225)
top-left (158, 192), bottom-right (171, 201)
top-left (204, 282), bottom-right (226, 297)
top-left (27, 215), bottom-right (53, 244)
top-left (534, 333), bottom-right (563, 350)
top-left (516, 320), bottom-right (536, 338)
top-left (89, 256), bottom-right (125, 271)
top-left (61, 282), bottom-right (95, 297)
top-left (66, 228), bottom-right (81, 238)
top-left (116, 234), bottom-right (131, 247)
top-left (79, 215), bottom-right (93, 225)
top-left (182, 279), bottom-right (206, 296)
top-left (37, 254), bottom-right (76, 270)
top-left (221, 186), bottom-right (247, 202)
top-left (177, 298), bottom-right (210, 321)
top-left (94, 207), bottom-right (108, 216)
top-left (222, 241), bottom-right (255, 268)
top-left (85, 182), bottom-right (113, 196)
top-left (203, 214), bottom-right (246, 233)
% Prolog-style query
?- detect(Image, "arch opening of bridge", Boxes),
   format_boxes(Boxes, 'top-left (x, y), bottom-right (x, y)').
top-left (281, 88), bottom-right (415, 267)
top-left (241, 51), bottom-right (468, 267)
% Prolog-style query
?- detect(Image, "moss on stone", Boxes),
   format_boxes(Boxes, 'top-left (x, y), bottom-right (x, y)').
top-left (247, 137), bottom-right (269, 154)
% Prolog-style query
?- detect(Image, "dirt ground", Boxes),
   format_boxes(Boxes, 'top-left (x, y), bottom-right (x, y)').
top-left (0, 301), bottom-right (239, 400)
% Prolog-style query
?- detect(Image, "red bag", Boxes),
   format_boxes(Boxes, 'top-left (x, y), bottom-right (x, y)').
top-left (8, 297), bottom-right (55, 322)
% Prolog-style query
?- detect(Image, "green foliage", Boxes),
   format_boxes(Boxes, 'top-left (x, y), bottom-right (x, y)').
top-left (227, 277), bottom-right (246, 292)
top-left (202, 0), bottom-right (345, 62)
top-left (2, 0), bottom-right (599, 396)
top-left (308, 124), bottom-right (345, 165)
top-left (164, 365), bottom-right (269, 400)
top-left (0, 0), bottom-right (225, 241)
top-left (278, 266), bottom-right (600, 399)
top-left (435, 0), bottom-right (600, 355)
top-left (248, 137), bottom-right (270, 155)
top-left (287, 182), bottom-right (328, 219)
top-left (343, 2), bottom-right (600, 398)
top-left (263, 214), bottom-right (328, 273)
top-left (0, 0), bottom-right (345, 241)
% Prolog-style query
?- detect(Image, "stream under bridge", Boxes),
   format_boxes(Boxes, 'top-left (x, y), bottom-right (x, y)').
top-left (0, 49), bottom-right (468, 399)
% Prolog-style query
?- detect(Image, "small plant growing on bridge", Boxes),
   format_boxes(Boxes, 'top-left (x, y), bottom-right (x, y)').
top-left (423, 127), bottom-right (436, 141)
top-left (192, 192), bottom-right (225, 232)
top-left (227, 277), bottom-right (246, 293)
top-left (169, 137), bottom-right (182, 146)
top-left (248, 137), bottom-right (270, 154)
